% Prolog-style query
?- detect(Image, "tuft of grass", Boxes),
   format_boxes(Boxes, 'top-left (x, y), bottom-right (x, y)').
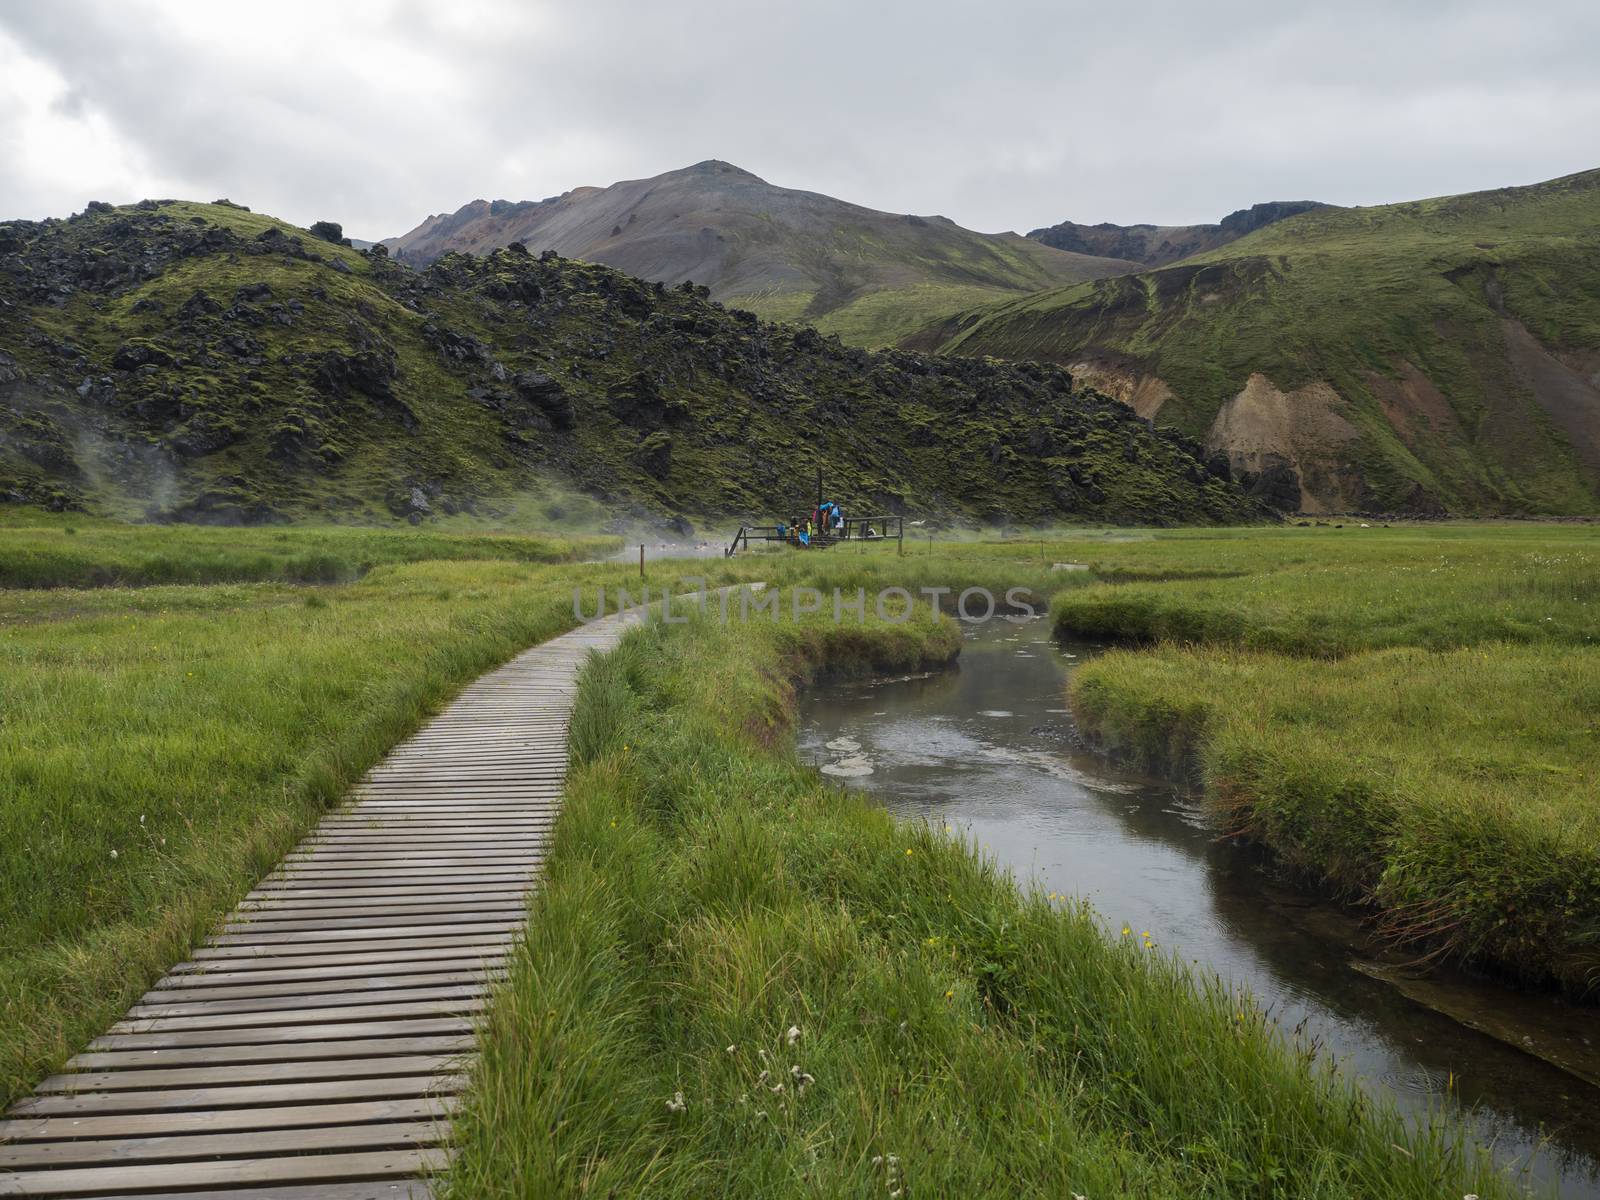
top-left (443, 609), bottom-right (1520, 1198)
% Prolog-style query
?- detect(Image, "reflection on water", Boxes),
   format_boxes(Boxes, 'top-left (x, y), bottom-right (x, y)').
top-left (798, 615), bottom-right (1600, 1198)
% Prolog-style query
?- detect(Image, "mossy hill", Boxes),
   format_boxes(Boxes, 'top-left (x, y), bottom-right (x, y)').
top-left (0, 200), bottom-right (1257, 528)
top-left (912, 169), bottom-right (1600, 515)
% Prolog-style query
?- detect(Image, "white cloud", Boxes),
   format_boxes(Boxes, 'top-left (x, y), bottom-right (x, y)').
top-left (0, 0), bottom-right (1595, 239)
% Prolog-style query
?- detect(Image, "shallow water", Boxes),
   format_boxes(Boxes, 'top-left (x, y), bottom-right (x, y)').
top-left (798, 615), bottom-right (1600, 1198)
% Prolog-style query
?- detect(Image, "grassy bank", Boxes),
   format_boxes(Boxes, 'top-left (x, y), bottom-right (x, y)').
top-left (1050, 524), bottom-right (1600, 992)
top-left (443, 609), bottom-right (1518, 1198)
top-left (0, 529), bottom-right (737, 1106)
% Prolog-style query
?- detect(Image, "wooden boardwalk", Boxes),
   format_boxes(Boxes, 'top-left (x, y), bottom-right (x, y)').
top-left (0, 608), bottom-right (641, 1198)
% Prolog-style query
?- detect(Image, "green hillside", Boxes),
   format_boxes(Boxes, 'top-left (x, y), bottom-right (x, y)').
top-left (0, 200), bottom-right (1256, 527)
top-left (913, 169), bottom-right (1600, 514)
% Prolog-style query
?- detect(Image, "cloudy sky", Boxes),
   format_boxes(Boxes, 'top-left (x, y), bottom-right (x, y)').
top-left (1, 0), bottom-right (1596, 241)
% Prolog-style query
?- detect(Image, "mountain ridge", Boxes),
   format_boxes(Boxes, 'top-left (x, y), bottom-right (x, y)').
top-left (383, 160), bottom-right (1140, 347)
top-left (1025, 200), bottom-right (1330, 267)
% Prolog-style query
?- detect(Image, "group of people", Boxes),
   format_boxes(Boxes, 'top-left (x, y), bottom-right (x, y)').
top-left (775, 500), bottom-right (845, 548)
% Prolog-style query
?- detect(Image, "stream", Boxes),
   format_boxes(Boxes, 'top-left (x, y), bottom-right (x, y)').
top-left (797, 615), bottom-right (1600, 1198)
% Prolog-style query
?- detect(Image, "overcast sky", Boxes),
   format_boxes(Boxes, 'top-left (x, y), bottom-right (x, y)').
top-left (1, 0), bottom-right (1596, 241)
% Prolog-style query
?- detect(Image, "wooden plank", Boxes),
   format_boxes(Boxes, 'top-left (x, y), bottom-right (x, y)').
top-left (234, 899), bottom-right (522, 916)
top-left (36, 1056), bottom-right (462, 1094)
top-left (255, 875), bottom-right (537, 890)
top-left (10, 1076), bottom-right (464, 1117)
top-left (0, 1098), bottom-right (456, 1143)
top-left (127, 986), bottom-right (485, 1021)
top-left (0, 1121), bottom-right (445, 1170)
top-left (206, 924), bottom-right (521, 946)
top-left (151, 962), bottom-right (505, 994)
top-left (95, 1184), bottom-right (435, 1200)
top-left (221, 919), bottom-right (519, 940)
top-left (238, 893), bottom-right (526, 912)
top-left (88, 1017), bottom-right (477, 1051)
top-left (111, 1000), bottom-right (486, 1034)
top-left (183, 937), bottom-right (513, 965)
top-left (229, 900), bottom-right (524, 920)
top-left (0, 1147), bottom-right (450, 1196)
top-left (69, 1037), bottom-right (475, 1072)
top-left (252, 873), bottom-right (535, 891)
top-left (275, 855), bottom-right (542, 868)
top-left (147, 970), bottom-right (497, 1005)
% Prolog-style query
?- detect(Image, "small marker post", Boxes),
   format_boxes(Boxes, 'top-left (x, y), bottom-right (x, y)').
top-left (639, 543), bottom-right (645, 579)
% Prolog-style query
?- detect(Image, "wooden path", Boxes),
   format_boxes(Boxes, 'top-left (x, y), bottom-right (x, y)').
top-left (0, 607), bottom-right (643, 1198)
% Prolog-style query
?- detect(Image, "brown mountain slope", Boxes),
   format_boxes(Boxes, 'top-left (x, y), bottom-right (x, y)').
top-left (384, 160), bottom-right (1138, 347)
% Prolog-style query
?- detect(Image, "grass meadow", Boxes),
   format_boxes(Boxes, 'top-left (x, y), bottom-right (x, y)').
top-left (1, 514), bottom-right (1584, 1197)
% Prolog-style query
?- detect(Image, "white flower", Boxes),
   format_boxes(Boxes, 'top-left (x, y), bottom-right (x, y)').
top-left (665, 1091), bottom-right (686, 1113)
top-left (726, 1044), bottom-right (736, 1054)
top-left (110, 849), bottom-right (118, 859)
top-left (871, 1156), bottom-right (884, 1167)
top-left (790, 1065), bottom-right (815, 1092)
top-left (786, 1025), bottom-right (802, 1045)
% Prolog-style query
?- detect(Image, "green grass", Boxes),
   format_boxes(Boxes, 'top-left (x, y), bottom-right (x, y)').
top-left (0, 510), bottom-right (619, 588)
top-left (0, 527), bottom-right (745, 1106)
top-left (738, 281), bottom-right (1063, 349)
top-left (1046, 522), bottom-right (1600, 991)
top-left (4, 516), bottom-right (1582, 1194)
top-left (442, 606), bottom-right (1520, 1198)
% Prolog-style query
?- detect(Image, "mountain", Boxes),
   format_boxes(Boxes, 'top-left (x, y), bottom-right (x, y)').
top-left (383, 160), bottom-right (1138, 348)
top-left (909, 169), bottom-right (1600, 515)
top-left (1026, 201), bottom-right (1329, 268)
top-left (0, 200), bottom-right (1258, 528)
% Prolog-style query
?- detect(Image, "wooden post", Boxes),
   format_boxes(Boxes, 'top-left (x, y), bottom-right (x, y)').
top-left (639, 544), bottom-right (645, 579)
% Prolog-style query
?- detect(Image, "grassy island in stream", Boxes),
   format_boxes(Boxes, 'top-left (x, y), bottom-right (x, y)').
top-left (1048, 523), bottom-right (1600, 994)
top-left (442, 607), bottom-right (1517, 1199)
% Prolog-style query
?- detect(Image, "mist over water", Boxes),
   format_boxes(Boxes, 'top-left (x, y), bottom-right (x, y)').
top-left (798, 615), bottom-right (1600, 1199)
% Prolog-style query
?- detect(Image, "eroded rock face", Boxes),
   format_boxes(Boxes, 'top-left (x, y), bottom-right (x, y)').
top-left (1067, 358), bottom-right (1174, 421)
top-left (1205, 373), bottom-right (1364, 513)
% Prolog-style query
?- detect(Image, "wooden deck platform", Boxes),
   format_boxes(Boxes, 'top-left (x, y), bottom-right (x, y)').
top-left (0, 609), bottom-right (642, 1198)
